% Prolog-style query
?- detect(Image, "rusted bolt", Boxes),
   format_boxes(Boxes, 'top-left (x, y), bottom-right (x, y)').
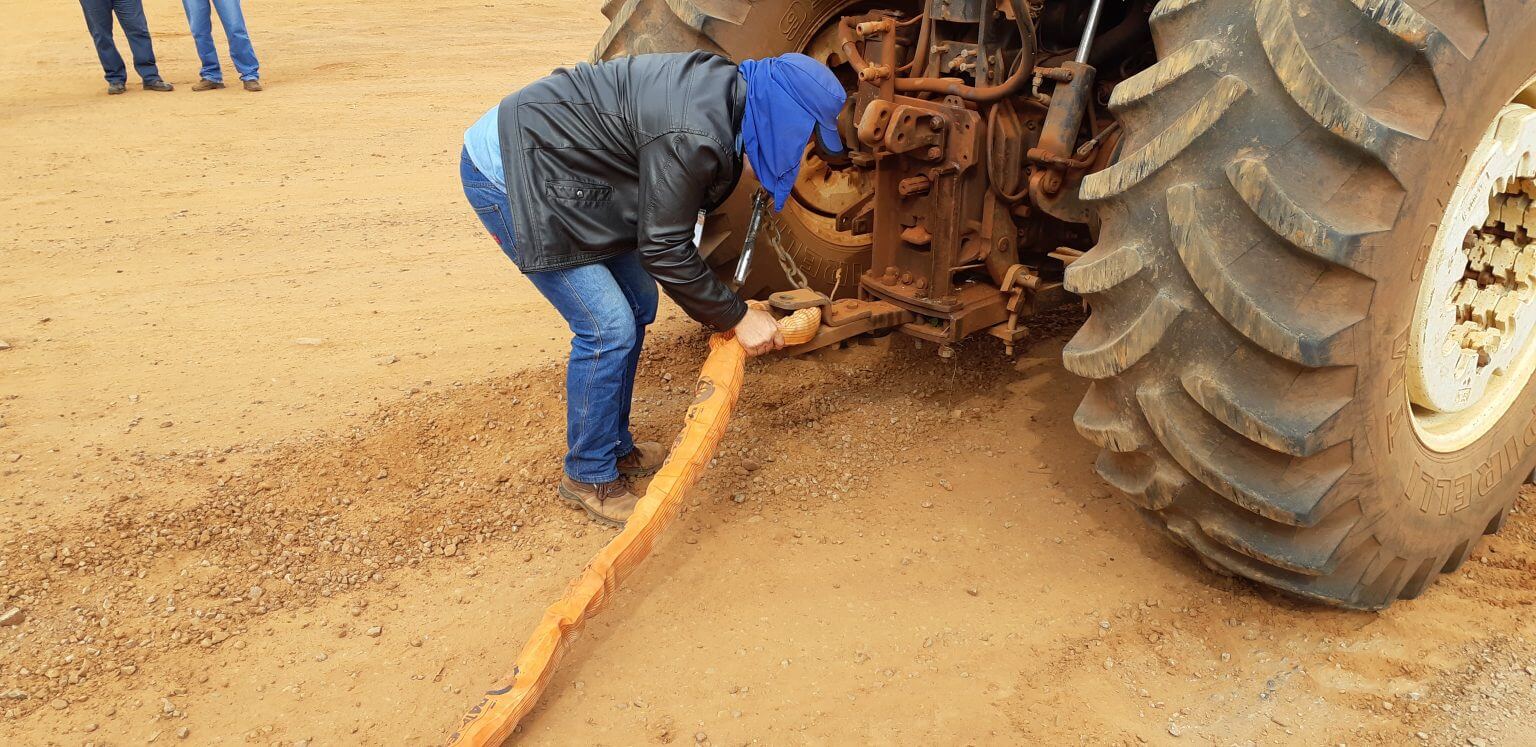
top-left (915, 277), bottom-right (929, 290)
top-left (859, 65), bottom-right (892, 82)
top-left (925, 146), bottom-right (944, 160)
top-left (855, 19), bottom-right (895, 38)
top-left (901, 272), bottom-right (914, 285)
top-left (898, 174), bottom-right (933, 196)
top-left (928, 115), bottom-right (945, 131)
top-left (1041, 170), bottom-right (1063, 195)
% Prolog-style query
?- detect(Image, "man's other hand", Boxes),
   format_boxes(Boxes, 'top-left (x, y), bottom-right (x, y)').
top-left (732, 307), bottom-right (785, 357)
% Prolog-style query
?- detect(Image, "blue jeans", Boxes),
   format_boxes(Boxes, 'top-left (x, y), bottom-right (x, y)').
top-left (181, 0), bottom-right (259, 82)
top-left (460, 149), bottom-right (658, 484)
top-left (79, 0), bottom-right (162, 85)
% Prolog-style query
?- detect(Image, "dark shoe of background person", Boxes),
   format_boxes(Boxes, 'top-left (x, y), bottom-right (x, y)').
top-left (243, 79), bottom-right (263, 92)
top-left (191, 78), bottom-right (225, 91)
top-left (107, 82), bottom-right (126, 95)
top-left (617, 441), bottom-right (666, 478)
top-left (143, 79), bottom-right (174, 92)
top-left (558, 476), bottom-right (639, 528)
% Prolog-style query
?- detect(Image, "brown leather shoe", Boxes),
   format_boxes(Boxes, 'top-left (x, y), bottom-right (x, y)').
top-left (243, 79), bottom-right (263, 92)
top-left (617, 441), bottom-right (666, 477)
top-left (558, 476), bottom-right (639, 528)
top-left (191, 78), bottom-right (225, 91)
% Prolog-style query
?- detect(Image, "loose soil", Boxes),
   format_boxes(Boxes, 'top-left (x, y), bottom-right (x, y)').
top-left (4, 1), bottom-right (1536, 745)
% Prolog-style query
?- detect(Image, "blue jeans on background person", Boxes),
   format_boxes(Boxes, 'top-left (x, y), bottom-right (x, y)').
top-left (460, 149), bottom-right (659, 484)
top-left (79, 0), bottom-right (163, 85)
top-left (181, 0), bottom-right (259, 82)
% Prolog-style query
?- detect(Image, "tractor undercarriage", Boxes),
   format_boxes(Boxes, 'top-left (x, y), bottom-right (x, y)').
top-left (753, 0), bottom-right (1149, 356)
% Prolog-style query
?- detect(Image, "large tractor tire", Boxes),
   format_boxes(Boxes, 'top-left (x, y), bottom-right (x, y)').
top-left (1068, 0), bottom-right (1536, 609)
top-left (595, 0), bottom-right (884, 299)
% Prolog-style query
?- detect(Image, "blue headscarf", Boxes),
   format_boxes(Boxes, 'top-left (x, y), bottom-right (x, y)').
top-left (738, 53), bottom-right (848, 212)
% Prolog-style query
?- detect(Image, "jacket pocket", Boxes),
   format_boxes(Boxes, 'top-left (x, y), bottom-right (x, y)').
top-left (545, 179), bottom-right (614, 204)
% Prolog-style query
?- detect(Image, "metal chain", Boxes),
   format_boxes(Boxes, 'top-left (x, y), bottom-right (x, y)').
top-left (760, 197), bottom-right (811, 290)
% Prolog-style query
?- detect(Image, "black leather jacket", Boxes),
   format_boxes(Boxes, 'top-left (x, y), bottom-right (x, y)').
top-left (496, 51), bottom-right (749, 331)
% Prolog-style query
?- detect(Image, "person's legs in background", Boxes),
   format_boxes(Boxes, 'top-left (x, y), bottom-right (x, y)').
top-left (79, 0), bottom-right (128, 90)
top-left (181, 0), bottom-right (223, 84)
top-left (111, 0), bottom-right (169, 89)
top-left (210, 0), bottom-right (260, 86)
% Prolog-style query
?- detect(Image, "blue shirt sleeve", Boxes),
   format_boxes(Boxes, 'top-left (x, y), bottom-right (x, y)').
top-left (462, 105), bottom-right (507, 192)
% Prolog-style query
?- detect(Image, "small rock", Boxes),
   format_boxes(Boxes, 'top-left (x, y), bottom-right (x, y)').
top-left (0, 340), bottom-right (10, 350)
top-left (366, 626), bottom-right (382, 638)
top-left (695, 732), bottom-right (708, 743)
top-left (49, 698), bottom-right (68, 711)
top-left (247, 586), bottom-right (264, 601)
top-left (293, 338), bottom-right (324, 346)
top-left (410, 637), bottom-right (423, 648)
top-left (1167, 723), bottom-right (1181, 737)
top-left (377, 354), bottom-right (399, 366)
top-left (0, 608), bottom-right (24, 627)
top-left (314, 652), bottom-right (328, 662)
top-left (176, 727), bottom-right (190, 740)
top-left (1103, 658), bottom-right (1114, 670)
top-left (965, 587), bottom-right (979, 597)
top-left (85, 723), bottom-right (99, 733)
top-left (159, 420), bottom-right (174, 429)
top-left (741, 459), bottom-right (761, 472)
top-left (1468, 739), bottom-right (1489, 747)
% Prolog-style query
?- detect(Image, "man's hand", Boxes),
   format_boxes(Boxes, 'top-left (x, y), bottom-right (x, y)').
top-left (732, 307), bottom-right (785, 357)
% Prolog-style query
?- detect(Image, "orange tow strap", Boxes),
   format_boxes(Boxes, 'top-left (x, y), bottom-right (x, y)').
top-left (445, 332), bottom-right (748, 746)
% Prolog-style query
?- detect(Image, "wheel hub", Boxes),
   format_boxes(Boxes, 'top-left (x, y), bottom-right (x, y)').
top-left (1409, 98), bottom-right (1536, 451)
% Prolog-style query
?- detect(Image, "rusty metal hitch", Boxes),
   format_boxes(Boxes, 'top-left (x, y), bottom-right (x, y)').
top-left (769, 289), bottom-right (916, 356)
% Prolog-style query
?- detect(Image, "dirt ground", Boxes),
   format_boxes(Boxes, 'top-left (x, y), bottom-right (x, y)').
top-left (5, 1), bottom-right (1536, 745)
